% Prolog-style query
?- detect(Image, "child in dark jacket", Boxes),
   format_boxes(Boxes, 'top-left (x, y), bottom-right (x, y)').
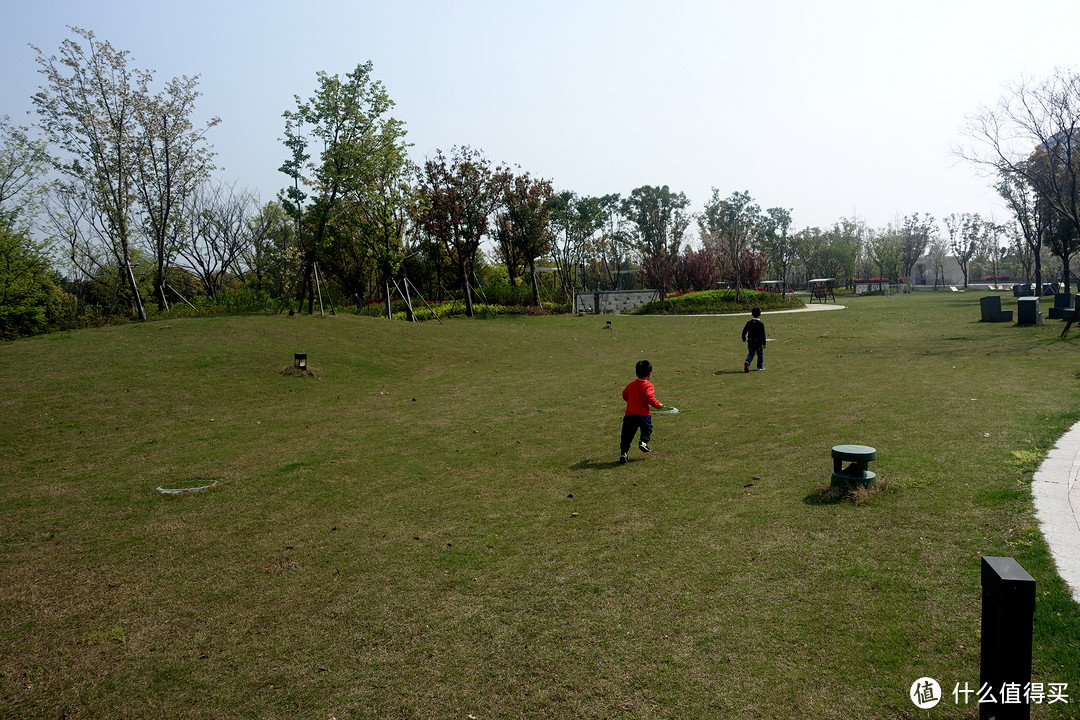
top-left (742, 307), bottom-right (766, 372)
top-left (620, 359), bottom-right (663, 464)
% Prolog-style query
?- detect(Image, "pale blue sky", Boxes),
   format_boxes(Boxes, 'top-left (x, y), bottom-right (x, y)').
top-left (4, 0), bottom-right (1080, 238)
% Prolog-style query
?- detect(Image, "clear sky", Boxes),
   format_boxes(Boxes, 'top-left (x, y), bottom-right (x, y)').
top-left (4, 0), bottom-right (1080, 242)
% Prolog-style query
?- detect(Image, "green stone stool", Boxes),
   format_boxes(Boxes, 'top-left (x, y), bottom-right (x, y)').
top-left (831, 444), bottom-right (877, 487)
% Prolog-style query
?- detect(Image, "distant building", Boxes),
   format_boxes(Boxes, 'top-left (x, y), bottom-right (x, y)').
top-left (912, 255), bottom-right (965, 287)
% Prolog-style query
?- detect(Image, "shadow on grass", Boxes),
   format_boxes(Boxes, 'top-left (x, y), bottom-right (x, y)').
top-left (712, 369), bottom-right (748, 376)
top-left (804, 478), bottom-right (893, 506)
top-left (803, 486), bottom-right (846, 505)
top-left (570, 458), bottom-right (627, 470)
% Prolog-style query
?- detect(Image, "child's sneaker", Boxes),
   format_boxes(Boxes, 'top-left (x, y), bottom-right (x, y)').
top-left (744, 361), bottom-right (750, 373)
top-left (619, 452), bottom-right (629, 464)
top-left (639, 442), bottom-right (651, 453)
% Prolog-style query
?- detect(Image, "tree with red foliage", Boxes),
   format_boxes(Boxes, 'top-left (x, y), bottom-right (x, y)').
top-left (678, 249), bottom-right (720, 291)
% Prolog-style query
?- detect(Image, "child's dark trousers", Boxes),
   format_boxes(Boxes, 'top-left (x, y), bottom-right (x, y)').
top-left (746, 340), bottom-right (764, 369)
top-left (620, 414), bottom-right (653, 453)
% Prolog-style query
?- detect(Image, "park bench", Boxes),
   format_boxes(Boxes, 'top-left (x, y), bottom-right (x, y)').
top-left (1047, 293), bottom-right (1074, 320)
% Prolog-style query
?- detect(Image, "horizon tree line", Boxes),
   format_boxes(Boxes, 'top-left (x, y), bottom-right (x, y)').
top-left (4, 28), bottom-right (1079, 337)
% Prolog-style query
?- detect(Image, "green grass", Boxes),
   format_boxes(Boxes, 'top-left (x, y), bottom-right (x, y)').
top-left (2, 293), bottom-right (1079, 718)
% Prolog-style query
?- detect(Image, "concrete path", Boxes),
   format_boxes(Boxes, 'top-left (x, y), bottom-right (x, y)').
top-left (1033, 424), bottom-right (1080, 603)
top-left (761, 303), bottom-right (845, 315)
top-left (676, 303), bottom-right (847, 317)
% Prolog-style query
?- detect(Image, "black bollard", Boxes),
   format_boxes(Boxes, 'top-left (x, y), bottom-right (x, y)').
top-left (980, 556), bottom-right (1036, 720)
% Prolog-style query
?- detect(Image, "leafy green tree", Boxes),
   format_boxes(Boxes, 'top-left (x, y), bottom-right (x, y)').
top-left (793, 226), bottom-right (825, 284)
top-left (700, 189), bottom-right (760, 301)
top-left (866, 227), bottom-right (904, 286)
top-left (241, 200), bottom-right (296, 295)
top-left (825, 217), bottom-right (865, 287)
top-left (0, 116), bottom-right (50, 232)
top-left (899, 213), bottom-right (935, 284)
top-left (493, 169), bottom-right (554, 306)
top-left (412, 146), bottom-right (500, 317)
top-left (759, 207), bottom-right (795, 297)
top-left (621, 185), bottom-right (690, 260)
top-left (549, 191), bottom-right (605, 297)
top-left (1044, 197), bottom-right (1079, 291)
top-left (595, 194), bottom-right (634, 290)
top-left (996, 170), bottom-right (1045, 289)
top-left (280, 62), bottom-right (403, 313)
top-left (0, 223), bottom-right (63, 338)
top-left (341, 96), bottom-right (412, 313)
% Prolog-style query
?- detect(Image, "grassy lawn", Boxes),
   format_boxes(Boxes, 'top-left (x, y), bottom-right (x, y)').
top-left (2, 291), bottom-right (1079, 719)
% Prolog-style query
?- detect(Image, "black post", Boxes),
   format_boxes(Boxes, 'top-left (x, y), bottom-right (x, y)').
top-left (980, 556), bottom-right (1035, 720)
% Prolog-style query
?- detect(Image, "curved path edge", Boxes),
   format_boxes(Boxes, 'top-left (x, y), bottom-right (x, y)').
top-left (672, 303), bottom-right (846, 317)
top-left (1032, 422), bottom-right (1080, 603)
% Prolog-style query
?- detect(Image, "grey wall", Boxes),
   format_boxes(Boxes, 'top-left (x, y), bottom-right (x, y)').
top-left (574, 289), bottom-right (660, 314)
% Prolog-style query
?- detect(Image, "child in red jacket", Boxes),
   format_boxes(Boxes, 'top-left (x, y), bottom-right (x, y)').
top-left (620, 359), bottom-right (663, 464)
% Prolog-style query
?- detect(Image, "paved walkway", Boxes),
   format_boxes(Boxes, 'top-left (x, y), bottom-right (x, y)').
top-left (1033, 424), bottom-right (1080, 603)
top-left (678, 303), bottom-right (847, 317)
top-left (760, 303), bottom-right (845, 315)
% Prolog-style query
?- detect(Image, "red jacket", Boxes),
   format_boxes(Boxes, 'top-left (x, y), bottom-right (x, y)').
top-left (622, 378), bottom-right (662, 416)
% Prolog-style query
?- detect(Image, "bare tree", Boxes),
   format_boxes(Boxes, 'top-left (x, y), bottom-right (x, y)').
top-left (945, 213), bottom-right (983, 288)
top-left (132, 74), bottom-right (218, 310)
top-left (926, 234), bottom-right (949, 288)
top-left (963, 70), bottom-right (1080, 290)
top-left (33, 28), bottom-right (149, 319)
top-left (178, 183), bottom-right (257, 299)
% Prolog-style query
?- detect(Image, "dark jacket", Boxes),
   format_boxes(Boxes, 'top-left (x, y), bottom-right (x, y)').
top-left (742, 317), bottom-right (766, 344)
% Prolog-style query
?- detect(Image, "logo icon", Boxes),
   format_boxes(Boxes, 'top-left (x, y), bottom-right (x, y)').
top-left (910, 677), bottom-right (942, 709)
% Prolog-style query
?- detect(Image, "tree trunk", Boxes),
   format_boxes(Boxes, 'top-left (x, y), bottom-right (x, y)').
top-left (464, 272), bottom-right (475, 318)
top-left (1035, 252), bottom-right (1042, 297)
top-left (529, 259), bottom-right (542, 307)
top-left (122, 246), bottom-right (147, 321)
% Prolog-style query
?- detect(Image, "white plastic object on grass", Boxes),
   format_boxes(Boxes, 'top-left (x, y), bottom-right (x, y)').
top-left (157, 480), bottom-right (219, 493)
